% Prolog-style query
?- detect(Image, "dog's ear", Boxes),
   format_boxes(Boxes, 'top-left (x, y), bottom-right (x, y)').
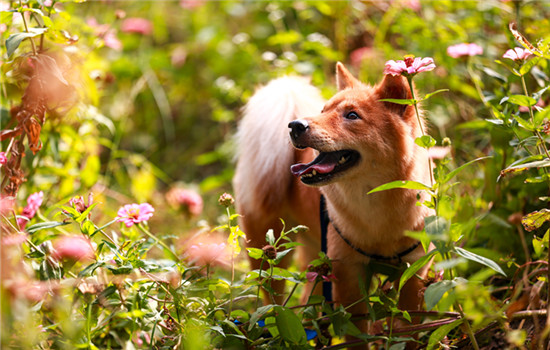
top-left (336, 62), bottom-right (360, 91)
top-left (376, 74), bottom-right (412, 117)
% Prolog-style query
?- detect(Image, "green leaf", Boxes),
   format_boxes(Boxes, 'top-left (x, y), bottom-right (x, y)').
top-left (76, 202), bottom-right (99, 223)
top-left (500, 159), bottom-right (550, 178)
top-left (247, 247), bottom-right (264, 260)
top-left (511, 114), bottom-right (535, 131)
top-left (415, 135), bottom-right (436, 149)
top-left (424, 216), bottom-right (449, 238)
top-left (519, 57), bottom-right (542, 76)
top-left (274, 306), bottom-right (307, 345)
top-left (503, 94), bottom-right (537, 107)
top-left (248, 305), bottom-right (274, 331)
top-left (423, 89), bottom-right (449, 101)
top-left (521, 209), bottom-right (550, 232)
top-left (443, 156), bottom-right (490, 183)
top-left (454, 247), bottom-right (506, 276)
top-left (81, 220), bottom-right (95, 236)
top-left (424, 278), bottom-right (465, 310)
top-left (398, 249), bottom-right (438, 293)
top-left (379, 98), bottom-right (417, 105)
top-left (26, 221), bottom-right (69, 234)
top-left (368, 180), bottom-right (432, 195)
top-left (427, 319), bottom-right (462, 350)
top-left (5, 28), bottom-right (47, 57)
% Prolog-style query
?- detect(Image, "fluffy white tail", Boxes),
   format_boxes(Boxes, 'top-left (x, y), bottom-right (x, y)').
top-left (233, 76), bottom-right (325, 214)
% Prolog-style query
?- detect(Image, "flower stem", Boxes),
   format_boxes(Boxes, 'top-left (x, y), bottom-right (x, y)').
top-left (520, 75), bottom-right (550, 159)
top-left (137, 224), bottom-right (179, 261)
top-left (407, 77), bottom-right (434, 187)
top-left (19, 0), bottom-right (37, 56)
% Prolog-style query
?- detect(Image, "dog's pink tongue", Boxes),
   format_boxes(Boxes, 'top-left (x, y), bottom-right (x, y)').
top-left (290, 162), bottom-right (336, 177)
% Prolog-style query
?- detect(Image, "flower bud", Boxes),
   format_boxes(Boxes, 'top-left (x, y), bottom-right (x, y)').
top-left (262, 245), bottom-right (277, 260)
top-left (218, 193), bottom-right (234, 207)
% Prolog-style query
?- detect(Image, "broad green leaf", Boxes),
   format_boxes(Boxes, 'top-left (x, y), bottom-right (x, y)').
top-left (76, 202), bottom-right (99, 223)
top-left (424, 278), bottom-right (465, 310)
top-left (398, 249), bottom-right (437, 293)
top-left (511, 114), bottom-right (535, 131)
top-left (443, 156), bottom-right (490, 183)
top-left (415, 135), bottom-right (436, 149)
top-left (519, 57), bottom-right (541, 76)
top-left (81, 220), bottom-right (95, 235)
top-left (503, 94), bottom-right (537, 107)
top-left (379, 98), bottom-right (417, 105)
top-left (455, 247), bottom-right (506, 276)
top-left (521, 209), bottom-right (550, 232)
top-left (248, 304), bottom-right (274, 331)
top-left (368, 180), bottom-right (432, 195)
top-left (427, 319), bottom-right (462, 350)
top-left (26, 221), bottom-right (69, 234)
top-left (6, 28), bottom-right (47, 57)
top-left (500, 159), bottom-right (550, 178)
top-left (247, 247), bottom-right (264, 260)
top-left (274, 306), bottom-right (307, 345)
top-left (425, 216), bottom-right (449, 237)
top-left (423, 89), bottom-right (449, 101)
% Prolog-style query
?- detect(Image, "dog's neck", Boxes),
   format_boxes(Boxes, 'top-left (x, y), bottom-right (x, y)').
top-left (321, 149), bottom-right (432, 257)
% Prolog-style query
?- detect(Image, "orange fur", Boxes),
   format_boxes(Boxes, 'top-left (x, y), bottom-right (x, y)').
top-left (233, 64), bottom-right (433, 346)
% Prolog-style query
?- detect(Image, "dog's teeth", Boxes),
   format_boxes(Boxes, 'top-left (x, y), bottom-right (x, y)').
top-left (312, 170), bottom-right (317, 176)
top-left (339, 157), bottom-right (346, 164)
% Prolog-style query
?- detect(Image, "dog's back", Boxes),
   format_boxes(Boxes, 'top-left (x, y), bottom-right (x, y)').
top-left (233, 77), bottom-right (324, 216)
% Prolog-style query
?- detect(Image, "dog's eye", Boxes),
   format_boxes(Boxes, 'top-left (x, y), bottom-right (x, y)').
top-left (345, 111), bottom-right (360, 120)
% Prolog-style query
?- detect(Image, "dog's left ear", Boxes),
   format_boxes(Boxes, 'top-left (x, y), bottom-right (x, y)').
top-left (336, 62), bottom-right (360, 91)
top-left (376, 74), bottom-right (412, 117)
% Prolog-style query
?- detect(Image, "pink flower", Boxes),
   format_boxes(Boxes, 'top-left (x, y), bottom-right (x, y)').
top-left (87, 17), bottom-right (122, 51)
top-left (503, 47), bottom-right (532, 62)
top-left (116, 203), bottom-right (155, 227)
top-left (103, 32), bottom-right (123, 51)
top-left (350, 47), bottom-right (373, 68)
top-left (384, 55), bottom-right (436, 77)
top-left (17, 191), bottom-right (44, 229)
top-left (185, 236), bottom-right (230, 267)
top-left (401, 0), bottom-right (421, 11)
top-left (53, 236), bottom-right (95, 261)
top-left (447, 43), bottom-right (483, 58)
top-left (306, 271), bottom-right (336, 283)
top-left (180, 0), bottom-right (205, 9)
top-left (166, 188), bottom-right (203, 216)
top-left (0, 152), bottom-right (6, 165)
top-left (121, 18), bottom-right (153, 36)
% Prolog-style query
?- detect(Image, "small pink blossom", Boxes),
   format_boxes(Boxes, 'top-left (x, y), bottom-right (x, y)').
top-left (166, 188), bottom-right (203, 216)
top-left (17, 191), bottom-right (44, 229)
top-left (87, 17), bottom-right (122, 51)
top-left (350, 47), bottom-right (373, 68)
top-left (121, 18), bottom-right (153, 36)
top-left (306, 271), bottom-right (336, 283)
top-left (134, 331), bottom-right (151, 347)
top-left (103, 32), bottom-right (123, 51)
top-left (180, 0), bottom-right (205, 9)
top-left (503, 47), bottom-right (532, 62)
top-left (401, 0), bottom-right (421, 11)
top-left (0, 152), bottom-right (6, 165)
top-left (384, 55), bottom-right (435, 77)
top-left (53, 235), bottom-right (95, 261)
top-left (116, 203), bottom-right (155, 227)
top-left (447, 43), bottom-right (483, 58)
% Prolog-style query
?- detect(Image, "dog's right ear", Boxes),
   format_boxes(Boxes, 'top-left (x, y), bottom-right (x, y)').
top-left (376, 74), bottom-right (412, 117)
top-left (336, 62), bottom-right (360, 91)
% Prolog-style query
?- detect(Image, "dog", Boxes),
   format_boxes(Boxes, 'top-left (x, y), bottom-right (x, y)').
top-left (233, 62), bottom-right (433, 346)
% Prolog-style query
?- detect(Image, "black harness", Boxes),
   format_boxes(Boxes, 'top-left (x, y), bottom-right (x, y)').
top-left (319, 195), bottom-right (421, 301)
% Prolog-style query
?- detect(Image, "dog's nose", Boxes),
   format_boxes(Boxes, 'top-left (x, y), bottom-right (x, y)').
top-left (288, 119), bottom-right (309, 140)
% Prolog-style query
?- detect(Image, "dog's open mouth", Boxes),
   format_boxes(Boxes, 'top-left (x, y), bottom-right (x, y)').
top-left (290, 150), bottom-right (360, 185)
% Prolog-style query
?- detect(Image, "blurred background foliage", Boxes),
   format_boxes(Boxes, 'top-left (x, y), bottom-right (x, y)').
top-left (3, 0), bottom-right (550, 348)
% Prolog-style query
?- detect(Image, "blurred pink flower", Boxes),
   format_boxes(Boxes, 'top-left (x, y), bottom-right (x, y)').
top-left (0, 195), bottom-right (15, 215)
top-left (306, 271), bottom-right (336, 283)
top-left (519, 99), bottom-right (545, 113)
top-left (185, 236), bottom-right (229, 267)
top-left (447, 43), bottom-right (483, 58)
top-left (503, 47), bottom-right (532, 62)
top-left (349, 47), bottom-right (372, 68)
top-left (116, 203), bottom-right (155, 227)
top-left (171, 46), bottom-right (187, 68)
top-left (17, 191), bottom-right (44, 229)
top-left (180, 0), bottom-right (205, 9)
top-left (1, 233), bottom-right (28, 246)
top-left (53, 235), bottom-right (95, 261)
top-left (87, 17), bottom-right (122, 51)
top-left (428, 146), bottom-right (451, 160)
top-left (166, 188), bottom-right (203, 216)
top-left (134, 331), bottom-right (151, 347)
top-left (121, 18), bottom-right (153, 36)
top-left (384, 55), bottom-right (435, 77)
top-left (43, 0), bottom-right (52, 6)
top-left (401, 0), bottom-right (421, 11)
top-left (0, 152), bottom-right (6, 165)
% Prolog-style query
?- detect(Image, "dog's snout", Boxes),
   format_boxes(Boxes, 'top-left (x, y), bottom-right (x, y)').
top-left (289, 119), bottom-right (309, 140)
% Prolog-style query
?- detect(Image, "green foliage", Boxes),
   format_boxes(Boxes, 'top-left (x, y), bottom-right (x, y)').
top-left (2, 0), bottom-right (550, 349)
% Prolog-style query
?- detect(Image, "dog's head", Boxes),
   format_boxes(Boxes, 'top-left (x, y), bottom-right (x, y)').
top-left (289, 62), bottom-right (423, 186)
